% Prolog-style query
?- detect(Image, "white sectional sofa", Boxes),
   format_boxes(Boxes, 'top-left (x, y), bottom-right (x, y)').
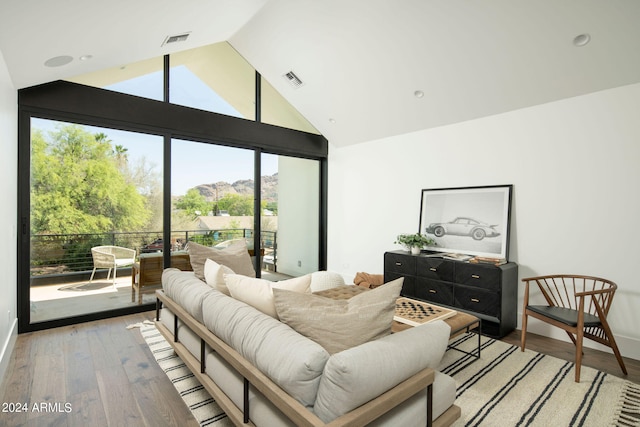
top-left (156, 268), bottom-right (461, 427)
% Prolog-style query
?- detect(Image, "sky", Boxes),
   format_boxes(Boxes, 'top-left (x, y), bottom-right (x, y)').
top-left (32, 66), bottom-right (278, 196)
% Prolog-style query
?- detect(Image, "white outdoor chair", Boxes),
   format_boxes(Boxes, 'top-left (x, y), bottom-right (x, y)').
top-left (89, 245), bottom-right (136, 290)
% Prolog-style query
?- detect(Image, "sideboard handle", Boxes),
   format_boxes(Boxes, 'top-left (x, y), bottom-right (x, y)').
top-left (471, 298), bottom-right (480, 303)
top-left (429, 290), bottom-right (437, 293)
top-left (429, 267), bottom-right (437, 272)
top-left (471, 275), bottom-right (480, 279)
top-left (395, 262), bottom-right (402, 266)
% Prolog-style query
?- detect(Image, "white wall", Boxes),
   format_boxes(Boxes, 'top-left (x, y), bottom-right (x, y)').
top-left (276, 156), bottom-right (320, 276)
top-left (327, 82), bottom-right (640, 360)
top-left (0, 50), bottom-right (18, 384)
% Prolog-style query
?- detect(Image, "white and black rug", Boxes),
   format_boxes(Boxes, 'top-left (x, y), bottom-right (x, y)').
top-left (138, 323), bottom-right (232, 426)
top-left (441, 333), bottom-right (640, 426)
top-left (138, 323), bottom-right (639, 427)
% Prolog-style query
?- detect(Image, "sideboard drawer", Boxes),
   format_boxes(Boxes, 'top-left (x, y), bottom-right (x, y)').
top-left (454, 286), bottom-right (500, 317)
top-left (416, 257), bottom-right (454, 282)
top-left (415, 278), bottom-right (454, 306)
top-left (384, 252), bottom-right (416, 275)
top-left (455, 263), bottom-right (501, 291)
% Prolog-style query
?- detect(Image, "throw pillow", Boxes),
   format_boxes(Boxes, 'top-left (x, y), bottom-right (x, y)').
top-left (310, 271), bottom-right (346, 292)
top-left (225, 274), bottom-right (312, 318)
top-left (187, 240), bottom-right (256, 281)
top-left (203, 258), bottom-right (235, 295)
top-left (273, 278), bottom-right (403, 354)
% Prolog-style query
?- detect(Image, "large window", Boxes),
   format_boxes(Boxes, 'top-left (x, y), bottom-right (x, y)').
top-left (170, 140), bottom-right (257, 267)
top-left (19, 46), bottom-right (327, 332)
top-left (170, 44), bottom-right (255, 119)
top-left (66, 41), bottom-right (319, 132)
top-left (29, 118), bottom-right (163, 323)
top-left (66, 57), bottom-right (164, 101)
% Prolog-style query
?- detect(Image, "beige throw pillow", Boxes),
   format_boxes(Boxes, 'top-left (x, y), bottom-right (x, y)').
top-left (187, 240), bottom-right (256, 281)
top-left (225, 274), bottom-right (312, 318)
top-left (273, 278), bottom-right (403, 354)
top-left (203, 258), bottom-right (235, 295)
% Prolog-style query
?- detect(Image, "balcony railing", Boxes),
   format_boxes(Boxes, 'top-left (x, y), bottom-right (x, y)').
top-left (30, 229), bottom-right (277, 279)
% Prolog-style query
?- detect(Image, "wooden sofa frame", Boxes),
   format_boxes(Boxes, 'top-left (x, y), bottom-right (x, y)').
top-left (155, 290), bottom-right (459, 427)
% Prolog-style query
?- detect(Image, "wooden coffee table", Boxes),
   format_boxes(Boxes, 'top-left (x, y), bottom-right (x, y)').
top-left (392, 301), bottom-right (481, 359)
top-left (314, 285), bottom-right (481, 359)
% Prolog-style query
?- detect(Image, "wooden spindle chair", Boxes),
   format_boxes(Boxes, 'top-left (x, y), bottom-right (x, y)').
top-left (521, 274), bottom-right (627, 382)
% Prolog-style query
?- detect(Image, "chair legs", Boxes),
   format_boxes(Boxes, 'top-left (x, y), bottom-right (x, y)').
top-left (522, 315), bottom-right (626, 382)
top-left (595, 320), bottom-right (628, 376)
top-left (88, 266), bottom-right (118, 291)
top-left (112, 267), bottom-right (118, 290)
top-left (574, 328), bottom-right (584, 382)
top-left (520, 312), bottom-right (528, 351)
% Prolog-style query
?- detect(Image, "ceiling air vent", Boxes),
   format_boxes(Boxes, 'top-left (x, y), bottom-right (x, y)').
top-left (162, 33), bottom-right (190, 46)
top-left (283, 71), bottom-right (304, 89)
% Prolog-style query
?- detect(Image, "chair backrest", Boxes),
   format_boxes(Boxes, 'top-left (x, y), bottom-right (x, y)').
top-left (93, 245), bottom-right (115, 255)
top-left (91, 246), bottom-right (116, 268)
top-left (527, 274), bottom-right (617, 319)
top-left (91, 245), bottom-right (135, 262)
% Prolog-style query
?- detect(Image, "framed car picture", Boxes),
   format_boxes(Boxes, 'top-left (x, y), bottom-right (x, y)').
top-left (418, 185), bottom-right (513, 260)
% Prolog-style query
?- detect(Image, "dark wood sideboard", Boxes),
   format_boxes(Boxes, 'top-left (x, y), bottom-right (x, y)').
top-left (384, 250), bottom-right (518, 338)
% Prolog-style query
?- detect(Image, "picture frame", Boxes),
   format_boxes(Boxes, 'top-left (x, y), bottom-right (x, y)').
top-left (418, 185), bottom-right (513, 260)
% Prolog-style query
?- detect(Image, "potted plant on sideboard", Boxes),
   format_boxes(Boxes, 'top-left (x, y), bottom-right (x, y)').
top-left (394, 233), bottom-right (435, 255)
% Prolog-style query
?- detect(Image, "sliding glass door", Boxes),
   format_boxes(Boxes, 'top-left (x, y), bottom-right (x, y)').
top-left (170, 139), bottom-right (257, 267)
top-left (28, 118), bottom-right (163, 323)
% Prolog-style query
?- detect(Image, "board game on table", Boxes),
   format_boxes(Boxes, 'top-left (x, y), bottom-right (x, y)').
top-left (312, 284), bottom-right (481, 358)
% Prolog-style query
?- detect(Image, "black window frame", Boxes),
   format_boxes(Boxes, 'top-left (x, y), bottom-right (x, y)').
top-left (17, 63), bottom-right (327, 333)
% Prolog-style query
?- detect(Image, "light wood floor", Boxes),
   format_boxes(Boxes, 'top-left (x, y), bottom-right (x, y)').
top-left (1, 314), bottom-right (638, 427)
top-left (0, 312), bottom-right (199, 427)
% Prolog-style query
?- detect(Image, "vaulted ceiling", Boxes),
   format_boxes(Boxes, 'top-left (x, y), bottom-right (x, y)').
top-left (2, 0), bottom-right (639, 147)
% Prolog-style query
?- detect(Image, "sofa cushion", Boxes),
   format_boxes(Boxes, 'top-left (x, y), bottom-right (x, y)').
top-left (202, 291), bottom-right (329, 407)
top-left (273, 278), bottom-right (403, 354)
top-left (225, 274), bottom-right (311, 319)
top-left (365, 372), bottom-right (456, 427)
top-left (313, 320), bottom-right (451, 423)
top-left (161, 268), bottom-right (214, 323)
top-left (203, 258), bottom-right (235, 295)
top-left (187, 240), bottom-right (255, 280)
top-left (310, 271), bottom-right (346, 292)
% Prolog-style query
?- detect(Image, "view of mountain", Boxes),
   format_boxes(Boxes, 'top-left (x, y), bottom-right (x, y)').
top-left (194, 173), bottom-right (278, 203)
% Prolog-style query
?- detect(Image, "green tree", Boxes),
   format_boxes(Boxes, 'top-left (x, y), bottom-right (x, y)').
top-left (130, 157), bottom-right (163, 231)
top-left (265, 201), bottom-right (278, 215)
top-left (31, 124), bottom-right (151, 234)
top-left (174, 188), bottom-right (211, 219)
top-left (217, 193), bottom-right (258, 216)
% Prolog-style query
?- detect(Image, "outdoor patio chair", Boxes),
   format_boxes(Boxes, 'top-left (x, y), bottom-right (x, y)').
top-left (521, 274), bottom-right (627, 382)
top-left (89, 245), bottom-right (136, 290)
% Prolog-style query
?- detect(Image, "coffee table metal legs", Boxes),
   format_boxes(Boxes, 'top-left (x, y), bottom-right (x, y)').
top-left (447, 319), bottom-right (482, 360)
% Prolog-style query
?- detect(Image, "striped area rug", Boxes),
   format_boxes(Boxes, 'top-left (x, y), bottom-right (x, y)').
top-left (139, 323), bottom-right (233, 427)
top-left (139, 321), bottom-right (639, 427)
top-left (439, 334), bottom-right (640, 426)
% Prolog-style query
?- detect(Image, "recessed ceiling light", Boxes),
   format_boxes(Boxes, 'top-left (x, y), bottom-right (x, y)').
top-left (44, 55), bottom-right (73, 67)
top-left (329, 118), bottom-right (336, 124)
top-left (79, 55), bottom-right (93, 61)
top-left (414, 90), bottom-right (425, 98)
top-left (573, 33), bottom-right (591, 47)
